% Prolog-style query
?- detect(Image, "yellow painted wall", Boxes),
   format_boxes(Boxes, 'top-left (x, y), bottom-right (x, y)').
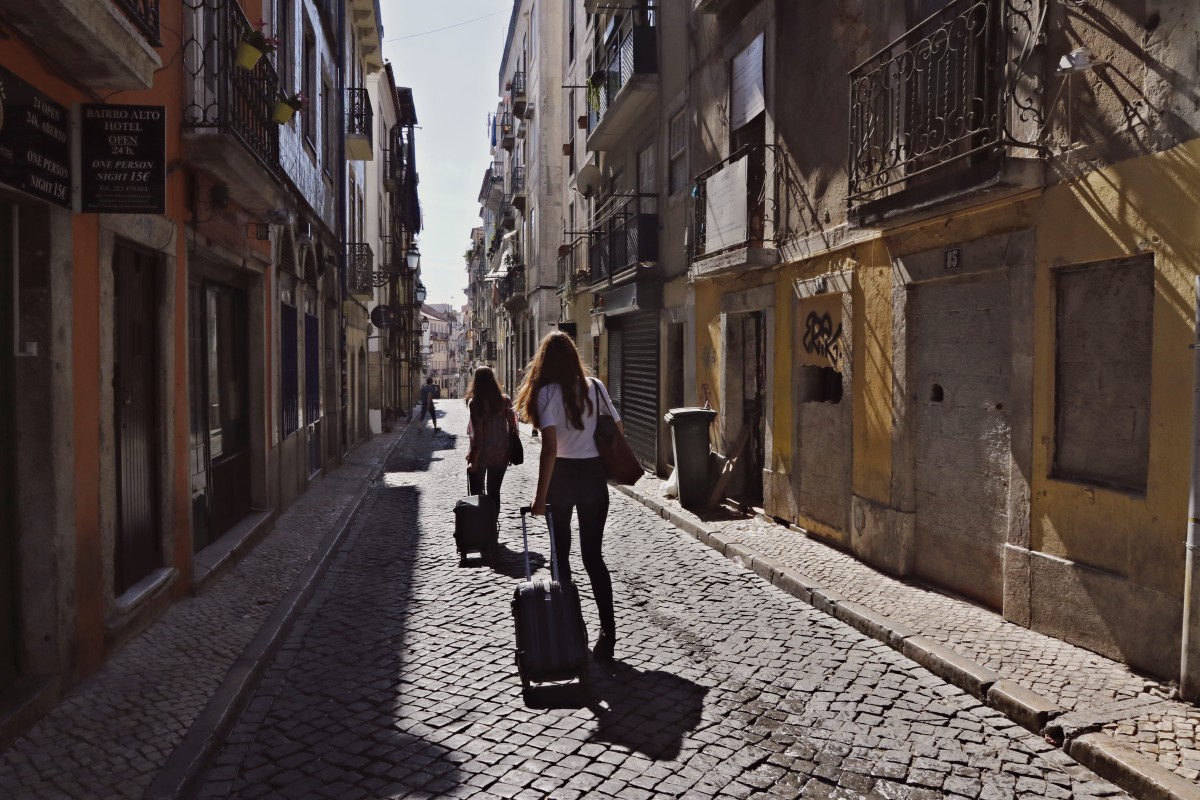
top-left (1032, 139), bottom-right (1200, 596)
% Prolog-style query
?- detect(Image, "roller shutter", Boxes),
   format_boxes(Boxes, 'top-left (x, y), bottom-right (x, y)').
top-left (617, 311), bottom-right (659, 468)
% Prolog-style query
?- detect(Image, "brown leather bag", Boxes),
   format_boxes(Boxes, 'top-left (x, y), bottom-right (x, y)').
top-left (589, 378), bottom-right (643, 485)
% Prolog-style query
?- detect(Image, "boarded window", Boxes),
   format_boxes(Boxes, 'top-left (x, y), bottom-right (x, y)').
top-left (1053, 255), bottom-right (1153, 492)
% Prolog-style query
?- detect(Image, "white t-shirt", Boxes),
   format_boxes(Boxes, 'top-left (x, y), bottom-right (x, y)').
top-left (536, 378), bottom-right (620, 459)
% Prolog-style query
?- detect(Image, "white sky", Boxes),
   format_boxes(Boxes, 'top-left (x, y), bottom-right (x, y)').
top-left (381, 2), bottom-right (512, 313)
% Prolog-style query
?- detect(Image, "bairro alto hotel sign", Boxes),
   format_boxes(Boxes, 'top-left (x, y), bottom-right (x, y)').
top-left (80, 104), bottom-right (166, 214)
top-left (0, 65), bottom-right (71, 208)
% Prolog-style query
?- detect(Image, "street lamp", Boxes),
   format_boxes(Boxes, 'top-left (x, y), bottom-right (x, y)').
top-left (415, 281), bottom-right (428, 305)
top-left (405, 244), bottom-right (420, 274)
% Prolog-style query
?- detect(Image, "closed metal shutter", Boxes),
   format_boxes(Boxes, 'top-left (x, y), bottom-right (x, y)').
top-left (606, 327), bottom-right (623, 409)
top-left (619, 311), bottom-right (659, 468)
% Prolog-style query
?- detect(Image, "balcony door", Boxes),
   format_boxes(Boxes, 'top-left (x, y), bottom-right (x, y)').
top-left (0, 204), bottom-right (17, 688)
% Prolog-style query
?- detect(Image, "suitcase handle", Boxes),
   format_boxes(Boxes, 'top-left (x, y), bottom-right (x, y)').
top-left (519, 506), bottom-right (562, 584)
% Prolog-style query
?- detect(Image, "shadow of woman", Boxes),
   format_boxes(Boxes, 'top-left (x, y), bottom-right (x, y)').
top-left (587, 661), bottom-right (708, 761)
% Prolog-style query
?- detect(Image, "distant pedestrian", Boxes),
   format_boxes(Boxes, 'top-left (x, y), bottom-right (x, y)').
top-left (515, 331), bottom-right (618, 663)
top-left (465, 367), bottom-right (516, 511)
top-left (418, 377), bottom-right (439, 431)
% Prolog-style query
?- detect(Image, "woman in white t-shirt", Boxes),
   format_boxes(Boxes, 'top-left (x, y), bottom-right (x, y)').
top-left (515, 331), bottom-right (620, 662)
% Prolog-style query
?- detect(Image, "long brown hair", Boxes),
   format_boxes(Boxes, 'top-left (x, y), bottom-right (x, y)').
top-left (515, 331), bottom-right (593, 430)
top-left (465, 366), bottom-right (505, 418)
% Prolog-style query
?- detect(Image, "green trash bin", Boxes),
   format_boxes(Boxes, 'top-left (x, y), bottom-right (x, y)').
top-left (665, 407), bottom-right (718, 509)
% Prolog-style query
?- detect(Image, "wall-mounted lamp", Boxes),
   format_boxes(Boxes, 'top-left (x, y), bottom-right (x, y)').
top-left (263, 208), bottom-right (295, 225)
top-left (1057, 47), bottom-right (1101, 75)
top-left (296, 231), bottom-right (314, 249)
top-left (406, 244), bottom-right (421, 273)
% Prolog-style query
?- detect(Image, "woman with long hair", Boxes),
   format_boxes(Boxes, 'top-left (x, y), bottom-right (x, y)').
top-left (465, 366), bottom-right (517, 509)
top-left (516, 331), bottom-right (620, 662)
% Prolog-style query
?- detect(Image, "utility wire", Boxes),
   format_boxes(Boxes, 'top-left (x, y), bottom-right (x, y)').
top-left (383, 7), bottom-right (509, 43)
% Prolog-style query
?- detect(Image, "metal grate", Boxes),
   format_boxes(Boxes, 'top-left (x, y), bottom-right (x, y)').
top-left (113, 0), bottom-right (161, 45)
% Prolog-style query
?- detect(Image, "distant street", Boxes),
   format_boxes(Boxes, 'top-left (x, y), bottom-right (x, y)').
top-left (191, 404), bottom-right (1125, 800)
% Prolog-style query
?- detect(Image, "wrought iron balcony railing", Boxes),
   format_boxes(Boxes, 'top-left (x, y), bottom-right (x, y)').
top-left (586, 16), bottom-right (657, 141)
top-left (588, 193), bottom-right (658, 283)
top-left (557, 237), bottom-right (588, 295)
top-left (114, 0), bottom-right (161, 45)
top-left (847, 0), bottom-right (1043, 205)
top-left (692, 144), bottom-right (772, 259)
top-left (509, 70), bottom-right (527, 116)
top-left (498, 112), bottom-right (515, 150)
top-left (511, 166), bottom-right (526, 195)
top-left (183, 0), bottom-right (281, 177)
top-left (346, 242), bottom-right (374, 297)
top-left (346, 87), bottom-right (373, 160)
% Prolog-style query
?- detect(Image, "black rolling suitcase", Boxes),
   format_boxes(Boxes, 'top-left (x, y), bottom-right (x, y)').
top-left (453, 477), bottom-right (498, 565)
top-left (512, 507), bottom-right (589, 693)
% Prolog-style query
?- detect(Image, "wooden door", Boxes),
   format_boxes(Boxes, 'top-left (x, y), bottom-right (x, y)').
top-left (114, 244), bottom-right (161, 594)
top-left (0, 204), bottom-right (18, 687)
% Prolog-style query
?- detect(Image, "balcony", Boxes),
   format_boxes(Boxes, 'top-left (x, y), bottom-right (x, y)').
top-left (383, 149), bottom-right (398, 192)
top-left (586, 17), bottom-right (658, 152)
top-left (511, 167), bottom-right (527, 213)
top-left (691, 144), bottom-right (779, 277)
top-left (586, 193), bottom-right (658, 285)
top-left (847, 0), bottom-right (1043, 226)
top-left (182, 0), bottom-right (282, 209)
top-left (557, 237), bottom-right (589, 296)
top-left (509, 71), bottom-right (527, 117)
top-left (498, 112), bottom-right (515, 151)
top-left (9, 0), bottom-right (162, 90)
top-left (500, 196), bottom-right (516, 230)
top-left (499, 269), bottom-right (528, 315)
top-left (347, 243), bottom-right (374, 299)
top-left (346, 88), bottom-right (373, 160)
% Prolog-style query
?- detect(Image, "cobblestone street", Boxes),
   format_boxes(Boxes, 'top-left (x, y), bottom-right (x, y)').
top-left (188, 405), bottom-right (1126, 800)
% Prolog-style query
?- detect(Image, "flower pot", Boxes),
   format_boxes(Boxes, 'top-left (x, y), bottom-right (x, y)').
top-left (272, 101), bottom-right (297, 125)
top-left (236, 41), bottom-right (265, 71)
top-left (577, 115), bottom-right (588, 129)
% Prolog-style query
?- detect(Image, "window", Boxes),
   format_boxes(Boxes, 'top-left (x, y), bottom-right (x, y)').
top-left (302, 29), bottom-right (316, 145)
top-left (568, 4), bottom-right (575, 64)
top-left (280, 280), bottom-right (299, 438)
top-left (637, 143), bottom-right (656, 214)
top-left (276, 0), bottom-right (292, 93)
top-left (1053, 255), bottom-right (1154, 492)
top-left (669, 112), bottom-right (687, 195)
top-left (323, 75), bottom-right (336, 173)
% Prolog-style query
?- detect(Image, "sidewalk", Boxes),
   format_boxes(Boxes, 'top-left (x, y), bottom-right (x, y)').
top-left (619, 475), bottom-right (1200, 800)
top-left (0, 427), bottom-right (408, 800)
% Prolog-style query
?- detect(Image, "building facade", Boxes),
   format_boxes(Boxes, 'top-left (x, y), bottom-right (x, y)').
top-left (466, 0), bottom-right (1200, 693)
top-left (0, 0), bottom-right (420, 746)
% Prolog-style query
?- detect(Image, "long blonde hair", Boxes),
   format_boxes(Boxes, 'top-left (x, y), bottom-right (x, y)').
top-left (515, 331), bottom-right (593, 430)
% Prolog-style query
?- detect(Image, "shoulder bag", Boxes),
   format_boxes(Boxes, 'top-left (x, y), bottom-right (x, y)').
top-left (507, 403), bottom-right (524, 465)
top-left (590, 378), bottom-right (643, 485)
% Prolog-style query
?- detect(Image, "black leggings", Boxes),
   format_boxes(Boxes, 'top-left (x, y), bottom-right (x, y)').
top-left (468, 464), bottom-right (507, 509)
top-left (548, 498), bottom-right (613, 637)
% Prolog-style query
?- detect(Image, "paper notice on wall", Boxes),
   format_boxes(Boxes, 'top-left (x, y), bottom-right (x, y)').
top-left (704, 154), bottom-right (748, 254)
top-left (731, 33), bottom-right (765, 131)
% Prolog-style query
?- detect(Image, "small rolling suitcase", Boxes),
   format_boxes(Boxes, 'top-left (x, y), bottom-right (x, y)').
top-left (512, 507), bottom-right (589, 693)
top-left (453, 477), bottom-right (498, 565)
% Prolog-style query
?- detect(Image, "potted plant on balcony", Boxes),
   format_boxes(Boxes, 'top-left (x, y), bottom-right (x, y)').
top-left (237, 20), bottom-right (279, 71)
top-left (272, 92), bottom-right (305, 125)
top-left (585, 70), bottom-right (605, 113)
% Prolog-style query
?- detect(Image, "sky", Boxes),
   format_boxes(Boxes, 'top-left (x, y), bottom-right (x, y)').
top-left (381, 2), bottom-right (512, 312)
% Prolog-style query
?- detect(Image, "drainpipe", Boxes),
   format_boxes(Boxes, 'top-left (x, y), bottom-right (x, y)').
top-left (1183, 274), bottom-right (1200, 700)
top-left (336, 0), bottom-right (348, 459)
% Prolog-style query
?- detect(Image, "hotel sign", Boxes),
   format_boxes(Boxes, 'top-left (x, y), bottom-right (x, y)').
top-left (80, 104), bottom-right (166, 214)
top-left (0, 66), bottom-right (71, 208)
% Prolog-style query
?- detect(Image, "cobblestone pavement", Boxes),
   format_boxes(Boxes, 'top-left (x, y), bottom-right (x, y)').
top-left (624, 473), bottom-right (1200, 783)
top-left (0, 429), bottom-right (403, 800)
top-left (191, 404), bottom-right (1125, 800)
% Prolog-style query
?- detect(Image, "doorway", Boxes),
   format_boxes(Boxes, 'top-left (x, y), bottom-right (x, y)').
top-left (735, 311), bottom-right (767, 507)
top-left (113, 243), bottom-right (162, 594)
top-left (0, 203), bottom-right (17, 688)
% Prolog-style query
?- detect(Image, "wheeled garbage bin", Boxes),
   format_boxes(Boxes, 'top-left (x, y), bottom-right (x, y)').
top-left (664, 408), bottom-right (718, 509)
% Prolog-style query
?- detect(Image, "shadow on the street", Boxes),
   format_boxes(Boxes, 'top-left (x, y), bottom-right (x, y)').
top-left (486, 541), bottom-right (546, 579)
top-left (588, 662), bottom-right (707, 761)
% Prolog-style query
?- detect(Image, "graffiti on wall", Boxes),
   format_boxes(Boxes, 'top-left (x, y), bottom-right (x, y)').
top-left (801, 310), bottom-right (843, 372)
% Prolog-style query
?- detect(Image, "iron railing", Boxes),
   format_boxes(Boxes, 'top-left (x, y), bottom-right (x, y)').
top-left (490, 161), bottom-right (504, 181)
top-left (588, 193), bottom-right (658, 282)
top-left (114, 0), bottom-right (161, 45)
top-left (346, 87), bottom-right (373, 146)
top-left (558, 237), bottom-right (589, 293)
top-left (346, 243), bottom-right (374, 297)
top-left (692, 144), bottom-right (770, 258)
top-left (587, 16), bottom-right (657, 134)
top-left (510, 70), bottom-right (527, 115)
top-left (847, 0), bottom-right (1042, 203)
top-left (511, 166), bottom-right (526, 194)
top-left (498, 112), bottom-right (514, 149)
top-left (183, 0), bottom-right (281, 176)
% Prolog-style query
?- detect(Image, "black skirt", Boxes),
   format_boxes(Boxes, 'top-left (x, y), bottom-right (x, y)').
top-left (547, 457), bottom-right (608, 506)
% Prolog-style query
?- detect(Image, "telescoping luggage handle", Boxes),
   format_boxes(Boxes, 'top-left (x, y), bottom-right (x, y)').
top-left (519, 506), bottom-right (561, 585)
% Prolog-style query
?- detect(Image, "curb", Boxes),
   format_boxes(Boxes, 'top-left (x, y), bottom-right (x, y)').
top-left (144, 427), bottom-right (413, 800)
top-left (616, 483), bottom-right (1200, 800)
